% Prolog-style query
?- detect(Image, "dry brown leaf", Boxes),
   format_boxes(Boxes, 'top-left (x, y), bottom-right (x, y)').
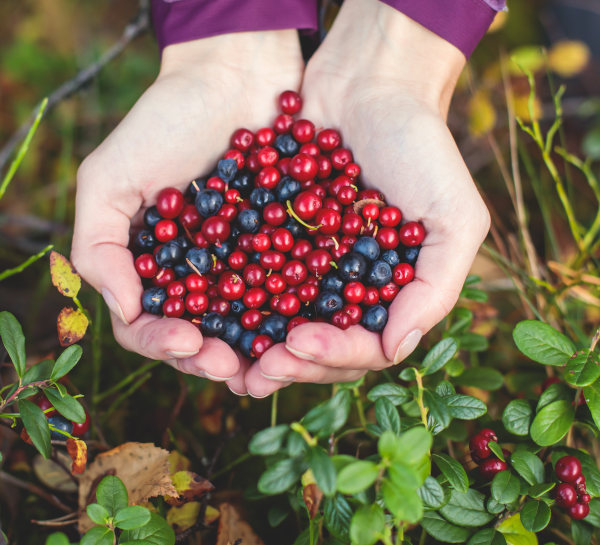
top-left (78, 442), bottom-right (177, 533)
top-left (168, 450), bottom-right (191, 474)
top-left (66, 438), bottom-right (87, 474)
top-left (303, 483), bottom-right (323, 519)
top-left (216, 503), bottom-right (264, 545)
top-left (165, 471), bottom-right (214, 506)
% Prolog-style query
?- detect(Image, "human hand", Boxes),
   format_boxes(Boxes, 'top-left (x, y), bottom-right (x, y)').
top-left (244, 0), bottom-right (490, 397)
top-left (71, 31), bottom-right (304, 393)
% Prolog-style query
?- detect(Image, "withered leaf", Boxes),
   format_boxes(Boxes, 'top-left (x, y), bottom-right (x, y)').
top-left (50, 251), bottom-right (81, 298)
top-left (165, 471), bottom-right (214, 506)
top-left (57, 307), bottom-right (89, 347)
top-left (303, 483), bottom-right (323, 519)
top-left (66, 438), bottom-right (87, 474)
top-left (216, 503), bottom-right (264, 545)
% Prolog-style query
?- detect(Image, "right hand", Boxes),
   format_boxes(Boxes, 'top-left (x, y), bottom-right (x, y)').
top-left (71, 31), bottom-right (304, 394)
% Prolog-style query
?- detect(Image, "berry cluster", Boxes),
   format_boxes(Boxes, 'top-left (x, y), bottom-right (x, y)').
top-left (133, 90), bottom-right (424, 358)
top-left (33, 394), bottom-right (90, 439)
top-left (469, 428), bottom-right (509, 480)
top-left (554, 456), bottom-right (590, 520)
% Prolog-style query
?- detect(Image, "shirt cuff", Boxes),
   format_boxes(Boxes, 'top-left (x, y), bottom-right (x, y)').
top-left (151, 0), bottom-right (318, 52)
top-left (379, 0), bottom-right (502, 58)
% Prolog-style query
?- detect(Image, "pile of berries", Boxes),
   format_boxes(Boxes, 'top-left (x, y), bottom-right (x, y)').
top-left (554, 456), bottom-right (590, 520)
top-left (33, 394), bottom-right (90, 439)
top-left (133, 90), bottom-right (425, 359)
top-left (469, 428), bottom-right (509, 480)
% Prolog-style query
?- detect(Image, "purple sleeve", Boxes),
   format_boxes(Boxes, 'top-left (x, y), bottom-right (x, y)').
top-left (151, 0), bottom-right (318, 52)
top-left (380, 0), bottom-right (506, 58)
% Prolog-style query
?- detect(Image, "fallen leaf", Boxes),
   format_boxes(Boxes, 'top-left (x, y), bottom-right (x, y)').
top-left (168, 450), bottom-right (191, 475)
top-left (165, 471), bottom-right (214, 506)
top-left (57, 307), bottom-right (88, 347)
top-left (50, 251), bottom-right (81, 298)
top-left (549, 40), bottom-right (590, 78)
top-left (66, 438), bottom-right (87, 474)
top-left (216, 503), bottom-right (264, 545)
top-left (303, 483), bottom-right (323, 520)
top-left (166, 501), bottom-right (201, 533)
top-left (78, 442), bottom-right (177, 533)
top-left (33, 451), bottom-right (78, 493)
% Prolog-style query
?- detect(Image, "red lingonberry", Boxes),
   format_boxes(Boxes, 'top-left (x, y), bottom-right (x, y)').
top-left (277, 157), bottom-right (291, 175)
top-left (72, 411), bottom-right (91, 436)
top-left (256, 127), bottom-right (276, 146)
top-left (230, 128), bottom-right (254, 152)
top-left (379, 206), bottom-right (402, 227)
top-left (185, 273), bottom-right (208, 293)
top-left (265, 273), bottom-right (286, 294)
top-left (193, 232), bottom-right (209, 248)
top-left (305, 249), bottom-right (332, 275)
top-left (156, 188), bottom-right (184, 219)
top-left (271, 228), bottom-right (294, 252)
top-left (257, 166), bottom-right (281, 189)
top-left (185, 292), bottom-right (208, 314)
top-left (153, 267), bottom-right (175, 287)
top-left (201, 216), bottom-right (231, 243)
top-left (323, 197), bottom-right (343, 213)
top-left (228, 250), bottom-right (248, 270)
top-left (362, 203), bottom-right (380, 222)
top-left (206, 176), bottom-right (226, 192)
top-left (316, 155), bottom-right (332, 179)
top-left (291, 239), bottom-right (312, 259)
top-left (344, 282), bottom-right (366, 304)
top-left (243, 287), bottom-right (268, 309)
top-left (155, 219), bottom-right (178, 242)
top-left (569, 502), bottom-right (590, 520)
top-left (277, 293), bottom-right (301, 317)
top-left (292, 119), bottom-right (315, 143)
top-left (316, 128), bottom-right (342, 151)
top-left (393, 263), bottom-right (415, 286)
top-left (379, 282), bottom-right (400, 302)
top-left (329, 174), bottom-right (353, 196)
top-left (288, 316), bottom-right (310, 331)
top-left (554, 483), bottom-right (578, 508)
top-left (263, 202), bottom-right (287, 226)
top-left (252, 334), bottom-right (274, 357)
top-left (281, 260), bottom-right (308, 286)
top-left (135, 254), bottom-right (158, 278)
top-left (363, 287), bottom-right (380, 306)
top-left (241, 309), bottom-right (263, 330)
top-left (243, 264), bottom-right (266, 287)
top-left (289, 153), bottom-right (318, 183)
top-left (252, 233), bottom-right (271, 252)
top-left (299, 142), bottom-right (320, 156)
top-left (342, 213), bottom-right (363, 235)
top-left (163, 297), bottom-right (185, 318)
top-left (218, 271), bottom-right (246, 300)
top-left (337, 186), bottom-right (358, 205)
top-left (293, 191), bottom-right (322, 221)
top-left (330, 148), bottom-right (353, 170)
top-left (332, 310), bottom-right (352, 330)
top-left (315, 209), bottom-right (342, 235)
top-left (257, 146), bottom-right (279, 167)
top-left (217, 203), bottom-right (238, 222)
top-left (246, 152), bottom-right (261, 173)
top-left (237, 233), bottom-right (254, 252)
top-left (33, 394), bottom-right (57, 417)
top-left (260, 250), bottom-right (286, 271)
top-left (166, 280), bottom-right (186, 298)
top-left (343, 304), bottom-right (362, 324)
top-left (279, 90), bottom-right (302, 115)
top-left (399, 221), bottom-right (426, 246)
top-left (273, 114), bottom-right (293, 134)
top-left (344, 162), bottom-right (361, 178)
top-left (331, 242), bottom-right (351, 261)
top-left (298, 282), bottom-right (318, 303)
top-left (179, 204), bottom-right (202, 230)
top-left (376, 227), bottom-right (400, 250)
top-left (209, 297), bottom-right (230, 315)
top-left (555, 456), bottom-right (582, 483)
top-left (479, 458), bottom-right (507, 480)
top-left (224, 149), bottom-right (245, 170)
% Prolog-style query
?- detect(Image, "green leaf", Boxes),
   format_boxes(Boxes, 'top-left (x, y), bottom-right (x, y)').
top-left (528, 482), bottom-right (555, 498)
top-left (366, 383), bottom-right (410, 405)
top-left (399, 367), bottom-right (418, 381)
top-left (22, 359), bottom-right (54, 384)
top-left (448, 308), bottom-right (474, 336)
top-left (249, 424), bottom-right (289, 455)
top-left (502, 400), bottom-right (533, 436)
top-left (422, 338), bottom-right (459, 375)
top-left (45, 532), bottom-right (70, 545)
top-left (374, 397), bottom-right (400, 434)
top-left (424, 390), bottom-right (451, 433)
top-left (584, 499), bottom-right (600, 528)
top-left (114, 505), bottom-right (152, 530)
top-left (445, 395), bottom-right (487, 420)
top-left (18, 399), bottom-right (51, 459)
top-left (461, 287), bottom-right (488, 302)
top-left (337, 460), bottom-right (379, 495)
top-left (458, 332), bottom-right (489, 352)
top-left (432, 454), bottom-right (468, 493)
top-left (454, 368), bottom-right (504, 391)
top-left (510, 451), bottom-right (544, 485)
top-left (0, 311), bottom-right (26, 378)
top-left (439, 488), bottom-right (493, 527)
top-left (44, 388), bottom-right (85, 423)
top-left (323, 495), bottom-right (352, 540)
top-left (572, 518), bottom-right (593, 545)
top-left (486, 497), bottom-right (505, 515)
top-left (394, 426), bottom-right (432, 466)
top-left (436, 381), bottom-right (456, 397)
top-left (497, 513), bottom-right (537, 545)
top-left (96, 475), bottom-right (128, 517)
top-left (50, 344), bottom-right (83, 380)
top-left (513, 320), bottom-right (575, 365)
top-left (421, 511), bottom-right (471, 543)
top-left (418, 476), bottom-right (446, 509)
top-left (488, 441), bottom-right (505, 462)
top-left (583, 380), bottom-right (600, 429)
top-left (258, 458), bottom-right (304, 495)
top-left (520, 500), bottom-right (550, 532)
top-left (467, 529), bottom-right (507, 545)
top-left (349, 504), bottom-right (385, 545)
top-left (80, 526), bottom-right (114, 545)
top-left (530, 400), bottom-right (574, 446)
top-left (302, 390), bottom-right (350, 438)
top-left (536, 382), bottom-right (571, 411)
top-left (382, 479), bottom-right (423, 523)
top-left (388, 462), bottom-right (421, 490)
top-left (378, 430), bottom-right (401, 461)
top-left (86, 503), bottom-right (110, 525)
top-left (308, 447), bottom-right (336, 497)
top-left (120, 512), bottom-right (175, 545)
top-left (565, 350), bottom-right (600, 387)
top-left (491, 471), bottom-right (520, 504)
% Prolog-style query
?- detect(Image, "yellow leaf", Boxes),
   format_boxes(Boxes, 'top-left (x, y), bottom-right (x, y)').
top-left (549, 40), bottom-right (590, 78)
top-left (468, 90), bottom-right (496, 137)
top-left (166, 501), bottom-right (201, 532)
top-left (498, 513), bottom-right (538, 545)
top-left (168, 450), bottom-right (191, 475)
top-left (509, 46), bottom-right (545, 76)
top-left (66, 438), bottom-right (87, 474)
top-left (205, 504), bottom-right (219, 524)
top-left (513, 94), bottom-right (542, 122)
top-left (167, 471), bottom-right (214, 506)
top-left (57, 307), bottom-right (89, 347)
top-left (50, 251), bottom-right (81, 298)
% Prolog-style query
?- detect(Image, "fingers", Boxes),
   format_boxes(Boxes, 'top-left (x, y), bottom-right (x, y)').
top-left (173, 337), bottom-right (241, 380)
top-left (226, 356), bottom-right (252, 396)
top-left (284, 322), bottom-right (389, 370)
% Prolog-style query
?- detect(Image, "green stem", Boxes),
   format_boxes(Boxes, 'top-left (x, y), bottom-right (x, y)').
top-left (414, 371), bottom-right (428, 428)
top-left (290, 422), bottom-right (318, 447)
top-left (286, 200), bottom-right (320, 230)
top-left (270, 389), bottom-right (279, 427)
top-left (352, 387), bottom-right (367, 429)
top-left (209, 452), bottom-right (252, 480)
top-left (94, 360), bottom-right (160, 403)
top-left (0, 244), bottom-right (53, 282)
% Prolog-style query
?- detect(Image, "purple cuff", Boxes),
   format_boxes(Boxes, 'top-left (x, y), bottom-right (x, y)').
top-left (380, 0), bottom-right (504, 58)
top-left (151, 0), bottom-right (318, 52)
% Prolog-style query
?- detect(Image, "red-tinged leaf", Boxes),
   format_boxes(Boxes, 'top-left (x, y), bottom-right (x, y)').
top-left (165, 471), bottom-right (214, 506)
top-left (66, 438), bottom-right (87, 474)
top-left (50, 251), bottom-right (81, 298)
top-left (57, 307), bottom-right (89, 347)
top-left (303, 483), bottom-right (323, 519)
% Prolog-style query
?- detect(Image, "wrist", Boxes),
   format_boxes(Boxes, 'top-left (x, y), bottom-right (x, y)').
top-left (309, 0), bottom-right (465, 116)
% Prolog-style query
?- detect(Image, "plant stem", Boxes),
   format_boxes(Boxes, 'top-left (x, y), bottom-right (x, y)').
top-left (93, 359), bottom-right (160, 403)
top-left (414, 371), bottom-right (428, 428)
top-left (290, 422), bottom-right (318, 447)
top-left (271, 389), bottom-right (279, 427)
top-left (0, 244), bottom-right (53, 282)
top-left (352, 387), bottom-right (367, 429)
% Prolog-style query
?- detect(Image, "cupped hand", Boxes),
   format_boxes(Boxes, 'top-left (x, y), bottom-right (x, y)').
top-left (244, 0), bottom-right (490, 397)
top-left (71, 31), bottom-right (304, 393)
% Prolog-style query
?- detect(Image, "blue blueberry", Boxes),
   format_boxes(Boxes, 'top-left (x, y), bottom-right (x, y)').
top-left (213, 240), bottom-right (234, 261)
top-left (155, 241), bottom-right (183, 268)
top-left (321, 273), bottom-right (344, 294)
top-left (338, 252), bottom-right (368, 282)
top-left (300, 306), bottom-right (316, 320)
top-left (283, 218), bottom-right (303, 238)
top-left (186, 247), bottom-right (212, 274)
top-left (276, 176), bottom-right (302, 202)
top-left (48, 415), bottom-right (73, 440)
top-left (239, 330), bottom-right (258, 358)
top-left (174, 235), bottom-right (191, 251)
top-left (249, 251), bottom-right (262, 264)
top-left (361, 305), bottom-right (388, 332)
top-left (144, 206), bottom-right (162, 227)
top-left (249, 187), bottom-right (275, 210)
top-left (237, 209), bottom-right (260, 233)
top-left (195, 189), bottom-right (223, 218)
top-left (220, 317), bottom-right (243, 346)
top-left (231, 172), bottom-right (253, 196)
top-left (259, 314), bottom-right (288, 344)
top-left (315, 291), bottom-right (343, 318)
top-left (274, 134), bottom-right (300, 157)
top-left (201, 312), bottom-right (225, 337)
top-left (354, 236), bottom-right (380, 261)
top-left (381, 249), bottom-right (400, 267)
top-left (402, 246), bottom-right (420, 266)
top-left (186, 178), bottom-right (206, 199)
top-left (230, 225), bottom-right (242, 240)
top-left (217, 158), bottom-right (238, 182)
top-left (366, 260), bottom-right (392, 287)
top-left (134, 229), bottom-right (156, 251)
top-left (142, 287), bottom-right (167, 314)
top-left (174, 261), bottom-right (192, 278)
top-left (230, 299), bottom-right (247, 316)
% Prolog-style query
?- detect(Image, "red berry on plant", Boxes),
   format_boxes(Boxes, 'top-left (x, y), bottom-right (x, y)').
top-left (569, 502), bottom-right (590, 520)
top-left (555, 456), bottom-right (582, 483)
top-left (554, 483), bottom-right (578, 508)
top-left (479, 458), bottom-right (508, 480)
top-left (72, 411), bottom-right (91, 436)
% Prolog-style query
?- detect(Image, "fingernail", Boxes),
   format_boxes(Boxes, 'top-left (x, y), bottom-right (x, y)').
top-left (393, 329), bottom-right (422, 364)
top-left (285, 345), bottom-right (315, 361)
top-left (166, 350), bottom-right (200, 359)
top-left (227, 385), bottom-right (248, 396)
top-left (248, 392), bottom-right (271, 399)
top-left (261, 372), bottom-right (295, 382)
top-left (101, 288), bottom-right (128, 325)
top-left (201, 371), bottom-right (235, 382)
